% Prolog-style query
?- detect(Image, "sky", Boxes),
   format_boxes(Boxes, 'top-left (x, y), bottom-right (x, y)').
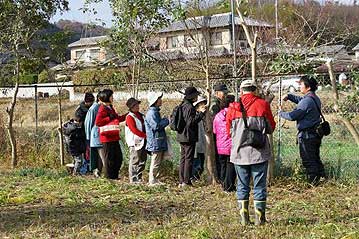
top-left (52, 0), bottom-right (114, 27)
top-left (52, 0), bottom-right (356, 27)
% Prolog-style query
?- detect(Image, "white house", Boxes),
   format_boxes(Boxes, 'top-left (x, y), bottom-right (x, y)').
top-left (68, 36), bottom-right (109, 64)
top-left (157, 12), bottom-right (274, 56)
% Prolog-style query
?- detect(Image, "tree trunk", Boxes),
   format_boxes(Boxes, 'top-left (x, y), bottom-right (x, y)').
top-left (6, 82), bottom-right (19, 169)
top-left (251, 46), bottom-right (257, 82)
top-left (131, 56), bottom-right (137, 97)
top-left (327, 60), bottom-right (359, 146)
top-left (135, 56), bottom-right (141, 99)
top-left (342, 118), bottom-right (359, 145)
top-left (58, 89), bottom-right (65, 166)
top-left (6, 46), bottom-right (20, 169)
top-left (205, 84), bottom-right (217, 185)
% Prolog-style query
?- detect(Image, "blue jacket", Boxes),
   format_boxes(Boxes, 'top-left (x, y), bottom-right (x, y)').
top-left (145, 106), bottom-right (169, 152)
top-left (84, 102), bottom-right (102, 148)
top-left (279, 91), bottom-right (321, 138)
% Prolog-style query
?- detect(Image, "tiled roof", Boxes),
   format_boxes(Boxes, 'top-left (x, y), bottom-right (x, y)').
top-left (159, 12), bottom-right (273, 33)
top-left (68, 36), bottom-right (108, 48)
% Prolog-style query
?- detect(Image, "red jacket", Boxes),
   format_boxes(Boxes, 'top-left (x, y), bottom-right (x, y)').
top-left (226, 93), bottom-right (276, 136)
top-left (95, 104), bottom-right (127, 143)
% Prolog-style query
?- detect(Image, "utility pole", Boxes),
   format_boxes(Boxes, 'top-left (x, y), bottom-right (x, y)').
top-left (231, 0), bottom-right (238, 100)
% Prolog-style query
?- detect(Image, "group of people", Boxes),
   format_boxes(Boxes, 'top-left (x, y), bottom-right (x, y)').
top-left (63, 75), bottom-right (326, 226)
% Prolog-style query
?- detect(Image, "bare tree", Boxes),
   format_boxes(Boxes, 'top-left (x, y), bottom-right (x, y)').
top-left (0, 0), bottom-right (68, 168)
top-left (326, 59), bottom-right (359, 146)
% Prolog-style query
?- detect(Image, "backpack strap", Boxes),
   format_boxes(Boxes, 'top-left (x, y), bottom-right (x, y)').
top-left (239, 98), bottom-right (249, 129)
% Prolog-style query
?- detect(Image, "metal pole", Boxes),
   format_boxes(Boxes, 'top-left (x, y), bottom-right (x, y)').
top-left (34, 85), bottom-right (38, 153)
top-left (277, 78), bottom-right (282, 166)
top-left (275, 0), bottom-right (279, 41)
top-left (231, 0), bottom-right (238, 100)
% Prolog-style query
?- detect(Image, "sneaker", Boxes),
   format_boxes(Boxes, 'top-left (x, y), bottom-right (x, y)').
top-left (178, 182), bottom-right (192, 188)
top-left (93, 169), bottom-right (100, 178)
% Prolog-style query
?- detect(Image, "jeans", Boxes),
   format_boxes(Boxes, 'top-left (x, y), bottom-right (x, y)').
top-left (235, 161), bottom-right (268, 201)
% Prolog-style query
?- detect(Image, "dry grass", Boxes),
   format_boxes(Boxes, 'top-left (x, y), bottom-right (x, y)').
top-left (0, 169), bottom-right (358, 239)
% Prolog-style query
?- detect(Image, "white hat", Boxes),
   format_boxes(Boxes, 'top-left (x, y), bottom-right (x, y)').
top-left (147, 92), bottom-right (163, 106)
top-left (240, 80), bottom-right (257, 89)
top-left (193, 96), bottom-right (207, 107)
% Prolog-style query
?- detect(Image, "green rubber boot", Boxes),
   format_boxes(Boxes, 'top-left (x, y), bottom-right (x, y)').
top-left (254, 200), bottom-right (266, 225)
top-left (238, 200), bottom-right (250, 226)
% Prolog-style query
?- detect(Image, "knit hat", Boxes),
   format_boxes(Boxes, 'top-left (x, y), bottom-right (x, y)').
top-left (84, 92), bottom-right (95, 103)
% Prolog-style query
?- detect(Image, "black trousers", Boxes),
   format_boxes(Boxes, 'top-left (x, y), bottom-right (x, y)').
top-left (218, 154), bottom-right (236, 192)
top-left (179, 142), bottom-right (196, 184)
top-left (213, 134), bottom-right (221, 181)
top-left (102, 141), bottom-right (123, 179)
top-left (299, 136), bottom-right (325, 183)
top-left (192, 153), bottom-right (205, 180)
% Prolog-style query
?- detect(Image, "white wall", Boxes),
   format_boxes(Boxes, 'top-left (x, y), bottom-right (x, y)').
top-left (0, 82), bottom-right (75, 100)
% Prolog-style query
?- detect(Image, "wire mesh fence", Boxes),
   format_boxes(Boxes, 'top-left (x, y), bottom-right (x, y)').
top-left (0, 74), bottom-right (358, 182)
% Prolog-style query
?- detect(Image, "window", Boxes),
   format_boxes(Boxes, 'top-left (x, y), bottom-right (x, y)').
top-left (75, 50), bottom-right (86, 61)
top-left (89, 49), bottom-right (100, 61)
top-left (210, 32), bottom-right (222, 46)
top-left (184, 34), bottom-right (196, 47)
top-left (239, 41), bottom-right (248, 49)
top-left (167, 36), bottom-right (180, 49)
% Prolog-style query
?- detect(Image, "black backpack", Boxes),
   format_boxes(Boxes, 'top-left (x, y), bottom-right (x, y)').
top-left (170, 104), bottom-right (185, 132)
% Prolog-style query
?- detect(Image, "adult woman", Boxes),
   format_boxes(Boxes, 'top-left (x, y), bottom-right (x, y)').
top-left (95, 89), bottom-right (127, 179)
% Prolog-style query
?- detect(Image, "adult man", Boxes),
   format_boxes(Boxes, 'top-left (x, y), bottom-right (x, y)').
top-left (279, 76), bottom-right (325, 185)
top-left (210, 83), bottom-right (228, 117)
top-left (226, 80), bottom-right (276, 225)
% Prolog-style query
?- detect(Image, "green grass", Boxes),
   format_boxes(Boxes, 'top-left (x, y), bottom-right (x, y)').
top-left (0, 169), bottom-right (358, 239)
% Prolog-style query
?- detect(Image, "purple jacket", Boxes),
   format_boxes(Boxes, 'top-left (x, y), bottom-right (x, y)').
top-left (213, 108), bottom-right (232, 155)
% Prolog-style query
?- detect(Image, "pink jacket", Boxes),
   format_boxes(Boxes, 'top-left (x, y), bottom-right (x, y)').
top-left (213, 108), bottom-right (232, 155)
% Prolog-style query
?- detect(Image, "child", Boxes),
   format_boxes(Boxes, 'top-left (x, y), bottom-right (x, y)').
top-left (63, 116), bottom-right (87, 175)
top-left (213, 94), bottom-right (236, 192)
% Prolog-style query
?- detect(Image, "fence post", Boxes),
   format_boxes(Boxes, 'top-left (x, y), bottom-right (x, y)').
top-left (34, 85), bottom-right (38, 153)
